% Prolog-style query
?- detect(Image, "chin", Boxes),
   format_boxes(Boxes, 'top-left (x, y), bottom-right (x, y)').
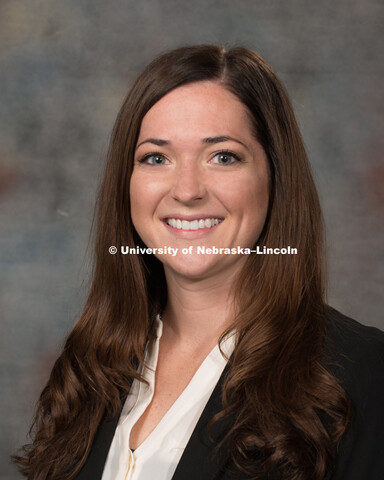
top-left (164, 258), bottom-right (213, 279)
top-left (162, 254), bottom-right (244, 282)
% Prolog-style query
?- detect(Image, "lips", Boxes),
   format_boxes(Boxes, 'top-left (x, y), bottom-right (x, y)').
top-left (165, 217), bottom-right (223, 231)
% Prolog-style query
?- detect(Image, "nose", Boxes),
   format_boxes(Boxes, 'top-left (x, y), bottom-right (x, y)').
top-left (171, 160), bottom-right (206, 204)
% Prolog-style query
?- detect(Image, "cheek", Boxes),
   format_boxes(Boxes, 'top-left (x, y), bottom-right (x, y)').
top-left (129, 175), bottom-right (142, 218)
top-left (129, 172), bottom-right (149, 231)
top-left (240, 180), bottom-right (269, 245)
top-left (129, 172), bottom-right (166, 227)
top-left (219, 173), bottom-right (269, 218)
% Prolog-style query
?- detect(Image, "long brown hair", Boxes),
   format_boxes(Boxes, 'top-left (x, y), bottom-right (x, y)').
top-left (13, 45), bottom-right (350, 480)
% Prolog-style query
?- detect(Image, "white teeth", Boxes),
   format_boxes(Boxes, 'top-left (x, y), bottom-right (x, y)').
top-left (166, 218), bottom-right (222, 230)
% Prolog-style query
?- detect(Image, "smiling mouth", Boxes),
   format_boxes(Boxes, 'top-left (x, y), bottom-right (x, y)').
top-left (165, 218), bottom-right (223, 231)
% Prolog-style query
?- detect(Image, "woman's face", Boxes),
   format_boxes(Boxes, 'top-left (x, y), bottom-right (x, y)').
top-left (130, 81), bottom-right (269, 281)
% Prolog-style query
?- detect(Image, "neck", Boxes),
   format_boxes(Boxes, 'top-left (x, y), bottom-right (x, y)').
top-left (161, 268), bottom-right (238, 349)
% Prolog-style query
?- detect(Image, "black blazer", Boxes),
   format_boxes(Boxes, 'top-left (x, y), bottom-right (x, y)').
top-left (74, 308), bottom-right (384, 479)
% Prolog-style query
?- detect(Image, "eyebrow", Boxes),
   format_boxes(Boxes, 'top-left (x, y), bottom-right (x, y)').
top-left (136, 138), bottom-right (170, 149)
top-left (202, 136), bottom-right (247, 147)
top-left (135, 135), bottom-right (247, 150)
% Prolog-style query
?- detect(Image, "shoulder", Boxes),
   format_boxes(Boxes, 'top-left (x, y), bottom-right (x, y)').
top-left (323, 306), bottom-right (384, 391)
top-left (323, 305), bottom-right (384, 413)
top-left (324, 305), bottom-right (384, 351)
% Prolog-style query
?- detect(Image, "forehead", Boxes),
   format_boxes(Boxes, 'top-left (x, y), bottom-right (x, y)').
top-left (138, 81), bottom-right (254, 140)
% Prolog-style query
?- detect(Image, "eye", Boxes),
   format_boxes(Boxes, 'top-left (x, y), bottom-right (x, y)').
top-left (211, 151), bottom-right (242, 165)
top-left (139, 153), bottom-right (169, 165)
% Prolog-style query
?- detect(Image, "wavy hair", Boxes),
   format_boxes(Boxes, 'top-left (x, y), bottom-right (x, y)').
top-left (13, 45), bottom-right (350, 480)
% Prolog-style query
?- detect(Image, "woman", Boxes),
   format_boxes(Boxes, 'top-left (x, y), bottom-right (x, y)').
top-left (13, 45), bottom-right (384, 480)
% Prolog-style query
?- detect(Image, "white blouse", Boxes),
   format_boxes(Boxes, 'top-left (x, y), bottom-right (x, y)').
top-left (101, 315), bottom-right (236, 480)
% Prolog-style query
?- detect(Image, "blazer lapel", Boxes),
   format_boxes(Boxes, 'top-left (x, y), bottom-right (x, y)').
top-left (172, 366), bottom-right (271, 480)
top-left (172, 366), bottom-right (243, 480)
top-left (73, 410), bottom-right (121, 480)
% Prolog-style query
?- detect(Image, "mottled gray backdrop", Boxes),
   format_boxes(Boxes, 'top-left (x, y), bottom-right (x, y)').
top-left (1, 1), bottom-right (383, 478)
